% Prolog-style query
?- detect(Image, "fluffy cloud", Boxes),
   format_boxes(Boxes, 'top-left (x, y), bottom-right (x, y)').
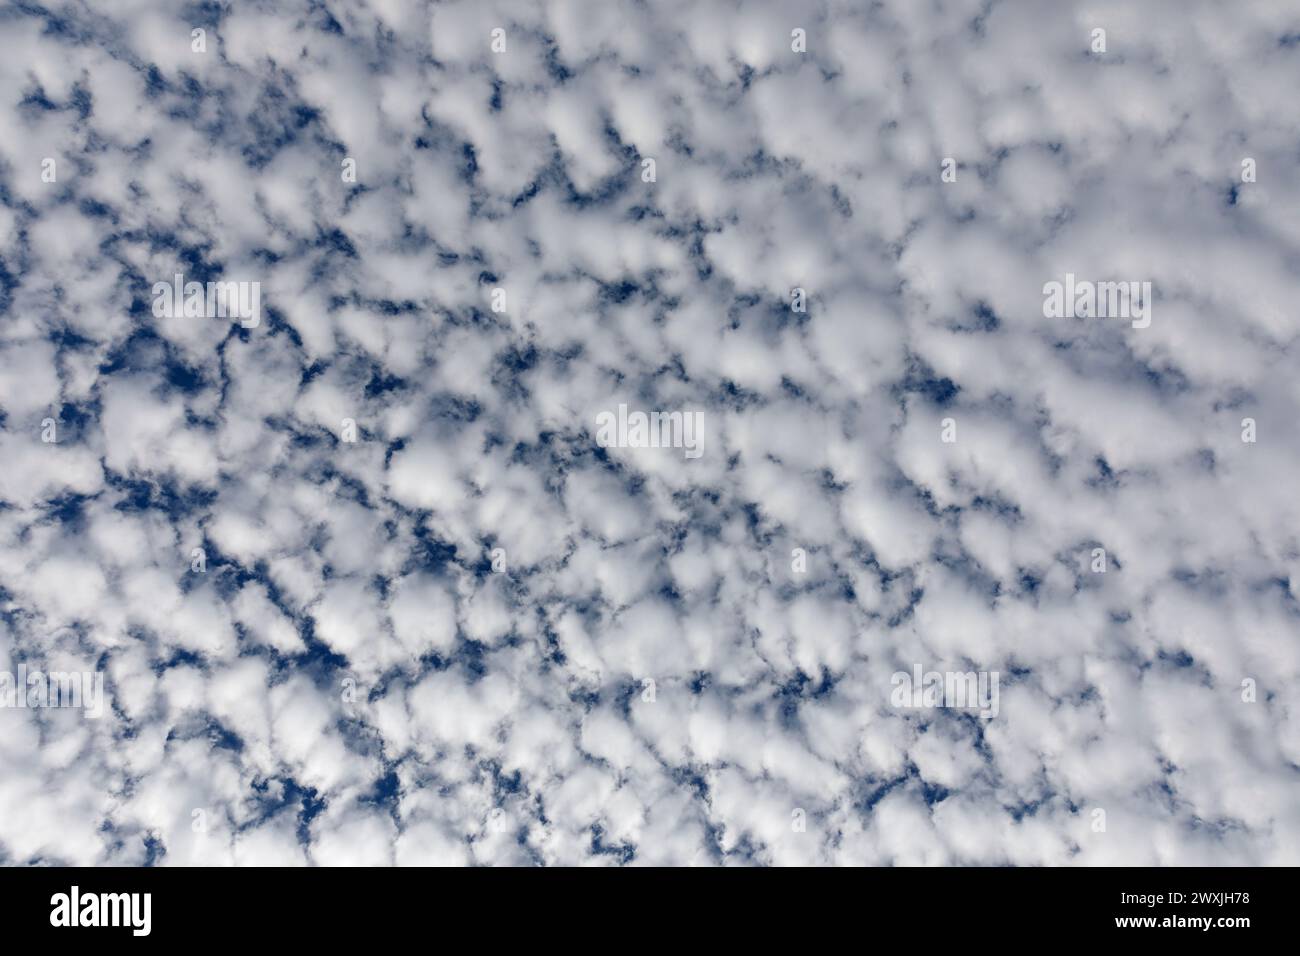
top-left (0, 0), bottom-right (1297, 866)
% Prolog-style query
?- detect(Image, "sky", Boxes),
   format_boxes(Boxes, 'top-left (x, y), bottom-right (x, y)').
top-left (0, 0), bottom-right (1298, 866)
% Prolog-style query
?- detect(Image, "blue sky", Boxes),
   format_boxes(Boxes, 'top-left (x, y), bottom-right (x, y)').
top-left (0, 0), bottom-right (1298, 865)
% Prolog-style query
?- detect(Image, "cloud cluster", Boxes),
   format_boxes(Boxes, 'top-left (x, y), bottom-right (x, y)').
top-left (0, 0), bottom-right (1297, 865)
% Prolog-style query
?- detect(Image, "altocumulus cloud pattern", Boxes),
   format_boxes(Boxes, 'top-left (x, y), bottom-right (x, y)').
top-left (0, 0), bottom-right (1298, 867)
